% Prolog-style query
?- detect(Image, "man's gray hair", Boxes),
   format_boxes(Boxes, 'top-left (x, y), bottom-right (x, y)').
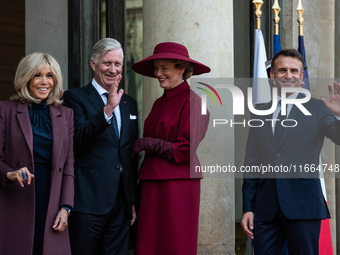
top-left (91, 38), bottom-right (124, 63)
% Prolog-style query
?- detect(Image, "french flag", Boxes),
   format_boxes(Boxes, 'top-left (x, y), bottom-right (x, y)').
top-left (298, 35), bottom-right (333, 255)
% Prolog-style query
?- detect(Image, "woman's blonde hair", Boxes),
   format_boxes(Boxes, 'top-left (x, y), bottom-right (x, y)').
top-left (11, 52), bottom-right (63, 105)
top-left (169, 59), bottom-right (194, 80)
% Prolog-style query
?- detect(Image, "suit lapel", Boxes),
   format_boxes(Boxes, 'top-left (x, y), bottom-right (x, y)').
top-left (276, 104), bottom-right (302, 149)
top-left (275, 93), bottom-right (304, 150)
top-left (119, 96), bottom-right (128, 146)
top-left (49, 105), bottom-right (63, 171)
top-left (86, 84), bottom-right (106, 112)
top-left (16, 103), bottom-right (33, 156)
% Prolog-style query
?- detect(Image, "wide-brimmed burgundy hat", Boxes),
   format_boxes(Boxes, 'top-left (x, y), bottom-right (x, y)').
top-left (132, 42), bottom-right (211, 78)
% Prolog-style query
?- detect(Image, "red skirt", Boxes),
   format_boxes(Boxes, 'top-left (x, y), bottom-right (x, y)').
top-left (135, 179), bottom-right (201, 255)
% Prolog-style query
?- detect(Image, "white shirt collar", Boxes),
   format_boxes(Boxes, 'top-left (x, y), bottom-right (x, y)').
top-left (91, 78), bottom-right (107, 96)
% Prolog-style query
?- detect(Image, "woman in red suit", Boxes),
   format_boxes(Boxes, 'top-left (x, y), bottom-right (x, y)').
top-left (0, 52), bottom-right (75, 255)
top-left (132, 42), bottom-right (210, 255)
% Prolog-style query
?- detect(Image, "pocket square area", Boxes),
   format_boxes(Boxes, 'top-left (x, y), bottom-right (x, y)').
top-left (130, 114), bottom-right (137, 120)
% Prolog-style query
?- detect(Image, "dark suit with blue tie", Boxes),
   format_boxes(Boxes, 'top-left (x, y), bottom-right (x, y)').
top-left (63, 82), bottom-right (138, 255)
top-left (242, 94), bottom-right (340, 254)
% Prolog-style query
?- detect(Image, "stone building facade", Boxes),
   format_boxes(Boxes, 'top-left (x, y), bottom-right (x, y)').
top-left (1, 0), bottom-right (339, 254)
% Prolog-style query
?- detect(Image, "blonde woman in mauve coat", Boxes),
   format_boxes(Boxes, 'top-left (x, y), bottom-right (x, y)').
top-left (0, 52), bottom-right (75, 255)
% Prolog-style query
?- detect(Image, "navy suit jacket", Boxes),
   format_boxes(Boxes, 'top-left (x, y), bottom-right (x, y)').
top-left (63, 83), bottom-right (138, 216)
top-left (242, 95), bottom-right (340, 222)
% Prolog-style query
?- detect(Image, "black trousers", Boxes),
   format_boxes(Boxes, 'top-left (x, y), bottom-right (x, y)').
top-left (253, 207), bottom-right (321, 255)
top-left (69, 177), bottom-right (130, 255)
top-left (33, 165), bottom-right (51, 255)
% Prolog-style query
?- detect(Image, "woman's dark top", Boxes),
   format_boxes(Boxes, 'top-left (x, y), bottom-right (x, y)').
top-left (28, 101), bottom-right (53, 255)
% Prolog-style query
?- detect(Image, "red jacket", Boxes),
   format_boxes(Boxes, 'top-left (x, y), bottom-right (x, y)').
top-left (139, 81), bottom-right (209, 180)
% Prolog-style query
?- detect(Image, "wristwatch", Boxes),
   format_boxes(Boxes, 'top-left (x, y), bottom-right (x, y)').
top-left (61, 205), bottom-right (72, 215)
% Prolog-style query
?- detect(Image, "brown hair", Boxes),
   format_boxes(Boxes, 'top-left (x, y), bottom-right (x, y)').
top-left (170, 59), bottom-right (194, 80)
top-left (271, 48), bottom-right (304, 74)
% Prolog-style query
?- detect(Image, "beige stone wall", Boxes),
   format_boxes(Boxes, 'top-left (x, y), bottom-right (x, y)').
top-left (26, 0), bottom-right (68, 90)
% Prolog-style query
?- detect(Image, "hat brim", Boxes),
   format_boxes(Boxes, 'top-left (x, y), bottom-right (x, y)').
top-left (132, 52), bottom-right (211, 78)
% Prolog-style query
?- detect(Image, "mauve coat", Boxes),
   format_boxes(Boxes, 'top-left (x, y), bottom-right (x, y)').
top-left (0, 100), bottom-right (75, 255)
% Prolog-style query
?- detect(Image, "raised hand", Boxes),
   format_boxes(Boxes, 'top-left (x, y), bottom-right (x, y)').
top-left (322, 81), bottom-right (340, 117)
top-left (104, 74), bottom-right (124, 117)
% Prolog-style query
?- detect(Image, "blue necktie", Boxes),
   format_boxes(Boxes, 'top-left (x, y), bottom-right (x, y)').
top-left (104, 92), bottom-right (120, 139)
top-left (274, 102), bottom-right (286, 147)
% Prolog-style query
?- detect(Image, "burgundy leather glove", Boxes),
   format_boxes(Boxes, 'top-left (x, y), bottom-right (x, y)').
top-left (132, 139), bottom-right (143, 157)
top-left (132, 137), bottom-right (174, 162)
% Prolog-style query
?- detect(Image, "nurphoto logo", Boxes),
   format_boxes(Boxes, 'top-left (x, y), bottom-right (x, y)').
top-left (197, 82), bottom-right (311, 116)
top-left (194, 81), bottom-right (312, 128)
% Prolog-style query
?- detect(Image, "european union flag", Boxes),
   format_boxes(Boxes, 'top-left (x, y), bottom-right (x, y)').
top-left (298, 35), bottom-right (311, 91)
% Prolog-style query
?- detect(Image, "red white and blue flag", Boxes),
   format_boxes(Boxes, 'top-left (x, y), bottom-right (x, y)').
top-left (298, 33), bottom-right (333, 255)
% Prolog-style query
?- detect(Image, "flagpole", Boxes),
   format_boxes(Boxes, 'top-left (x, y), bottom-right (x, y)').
top-left (272, 0), bottom-right (281, 35)
top-left (272, 0), bottom-right (282, 56)
top-left (253, 0), bottom-right (264, 29)
top-left (252, 0), bottom-right (271, 105)
top-left (297, 0), bottom-right (309, 87)
top-left (297, 0), bottom-right (304, 36)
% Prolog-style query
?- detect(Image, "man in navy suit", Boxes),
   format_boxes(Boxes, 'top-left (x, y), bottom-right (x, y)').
top-left (241, 49), bottom-right (340, 255)
top-left (63, 38), bottom-right (138, 255)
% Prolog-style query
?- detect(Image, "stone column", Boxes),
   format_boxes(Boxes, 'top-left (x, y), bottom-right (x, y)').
top-left (142, 0), bottom-right (235, 254)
